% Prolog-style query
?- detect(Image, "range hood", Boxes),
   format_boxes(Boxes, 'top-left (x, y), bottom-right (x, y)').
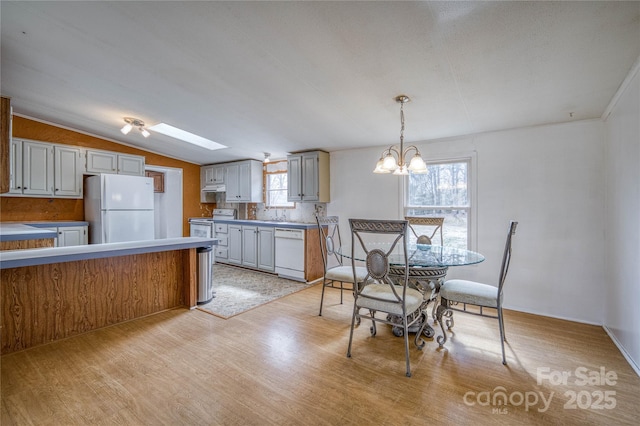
top-left (201, 184), bottom-right (226, 192)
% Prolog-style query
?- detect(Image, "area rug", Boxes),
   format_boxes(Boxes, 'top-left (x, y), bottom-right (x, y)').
top-left (197, 264), bottom-right (317, 319)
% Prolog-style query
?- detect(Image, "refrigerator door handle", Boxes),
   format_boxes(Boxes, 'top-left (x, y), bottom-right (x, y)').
top-left (103, 213), bottom-right (108, 244)
top-left (102, 175), bottom-right (108, 208)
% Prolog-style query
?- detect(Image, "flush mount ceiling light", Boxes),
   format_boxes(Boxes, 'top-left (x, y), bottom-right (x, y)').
top-left (373, 95), bottom-right (427, 175)
top-left (148, 123), bottom-right (227, 151)
top-left (263, 152), bottom-right (271, 163)
top-left (121, 117), bottom-right (150, 138)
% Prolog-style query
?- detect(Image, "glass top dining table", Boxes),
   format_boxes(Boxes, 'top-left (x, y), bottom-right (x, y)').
top-left (338, 243), bottom-right (485, 269)
top-left (338, 243), bottom-right (484, 339)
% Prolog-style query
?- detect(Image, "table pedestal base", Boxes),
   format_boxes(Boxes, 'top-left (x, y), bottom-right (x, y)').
top-left (387, 265), bottom-right (448, 339)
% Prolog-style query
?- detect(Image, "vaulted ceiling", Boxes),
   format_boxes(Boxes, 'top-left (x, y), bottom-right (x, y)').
top-left (2, 1), bottom-right (639, 165)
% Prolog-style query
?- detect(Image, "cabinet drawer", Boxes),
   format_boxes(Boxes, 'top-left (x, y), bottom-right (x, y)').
top-left (216, 235), bottom-right (228, 246)
top-left (215, 223), bottom-right (228, 233)
top-left (215, 246), bottom-right (228, 259)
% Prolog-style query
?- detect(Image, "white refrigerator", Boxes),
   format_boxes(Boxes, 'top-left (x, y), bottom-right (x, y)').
top-left (84, 174), bottom-right (155, 244)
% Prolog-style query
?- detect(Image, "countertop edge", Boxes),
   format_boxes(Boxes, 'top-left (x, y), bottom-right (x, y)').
top-left (208, 219), bottom-right (317, 230)
top-left (27, 221), bottom-right (90, 228)
top-left (0, 237), bottom-right (219, 269)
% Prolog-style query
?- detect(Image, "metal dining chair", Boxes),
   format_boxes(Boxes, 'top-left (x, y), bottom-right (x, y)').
top-left (436, 221), bottom-right (519, 365)
top-left (347, 218), bottom-right (429, 377)
top-left (405, 216), bottom-right (444, 246)
top-left (405, 216), bottom-right (446, 322)
top-left (315, 215), bottom-right (367, 316)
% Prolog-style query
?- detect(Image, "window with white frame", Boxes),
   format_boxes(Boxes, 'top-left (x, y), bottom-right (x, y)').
top-left (265, 160), bottom-right (294, 208)
top-left (405, 159), bottom-right (472, 249)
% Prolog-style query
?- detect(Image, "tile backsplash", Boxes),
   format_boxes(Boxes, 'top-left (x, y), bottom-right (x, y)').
top-left (215, 193), bottom-right (325, 223)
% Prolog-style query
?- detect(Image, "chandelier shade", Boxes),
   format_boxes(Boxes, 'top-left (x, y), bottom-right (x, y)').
top-left (373, 95), bottom-right (427, 175)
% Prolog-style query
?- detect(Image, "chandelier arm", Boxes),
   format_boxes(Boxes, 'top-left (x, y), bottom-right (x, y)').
top-left (387, 147), bottom-right (401, 157)
top-left (402, 145), bottom-right (422, 157)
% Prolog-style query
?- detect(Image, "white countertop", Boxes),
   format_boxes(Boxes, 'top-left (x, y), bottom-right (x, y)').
top-left (0, 237), bottom-right (219, 269)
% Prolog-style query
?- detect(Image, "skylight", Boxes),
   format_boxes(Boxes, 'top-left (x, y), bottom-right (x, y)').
top-left (148, 123), bottom-right (227, 151)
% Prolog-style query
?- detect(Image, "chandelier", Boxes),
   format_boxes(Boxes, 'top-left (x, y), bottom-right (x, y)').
top-left (373, 95), bottom-right (427, 175)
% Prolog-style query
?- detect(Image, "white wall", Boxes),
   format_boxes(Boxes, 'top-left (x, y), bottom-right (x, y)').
top-left (146, 165), bottom-right (183, 239)
top-left (330, 119), bottom-right (606, 324)
top-left (604, 61), bottom-right (640, 372)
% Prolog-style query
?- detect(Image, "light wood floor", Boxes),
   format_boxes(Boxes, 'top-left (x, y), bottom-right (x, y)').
top-left (2, 283), bottom-right (639, 425)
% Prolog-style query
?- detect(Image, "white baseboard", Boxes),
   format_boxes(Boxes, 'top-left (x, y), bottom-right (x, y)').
top-left (504, 305), bottom-right (602, 326)
top-left (603, 325), bottom-right (640, 378)
top-left (504, 306), bottom-right (639, 377)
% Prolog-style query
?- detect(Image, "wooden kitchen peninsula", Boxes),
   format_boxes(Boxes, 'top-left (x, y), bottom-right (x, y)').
top-left (0, 237), bottom-right (217, 354)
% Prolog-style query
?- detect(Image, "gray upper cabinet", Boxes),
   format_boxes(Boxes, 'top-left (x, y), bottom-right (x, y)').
top-left (287, 151), bottom-right (329, 202)
top-left (86, 149), bottom-right (117, 173)
top-left (54, 145), bottom-right (83, 197)
top-left (202, 164), bottom-right (225, 185)
top-left (86, 149), bottom-right (145, 176)
top-left (8, 139), bottom-right (22, 194)
top-left (117, 154), bottom-right (145, 176)
top-left (22, 140), bottom-right (54, 196)
top-left (225, 160), bottom-right (263, 202)
top-left (8, 139), bottom-right (82, 198)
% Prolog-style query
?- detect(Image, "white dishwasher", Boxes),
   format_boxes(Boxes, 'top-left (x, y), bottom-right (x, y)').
top-left (275, 228), bottom-right (305, 282)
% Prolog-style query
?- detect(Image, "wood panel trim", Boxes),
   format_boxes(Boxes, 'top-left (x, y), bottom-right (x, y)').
top-left (304, 228), bottom-right (323, 282)
top-left (1, 249), bottom-right (190, 354)
top-left (183, 247), bottom-right (197, 308)
top-left (0, 238), bottom-right (55, 251)
top-left (0, 96), bottom-right (10, 194)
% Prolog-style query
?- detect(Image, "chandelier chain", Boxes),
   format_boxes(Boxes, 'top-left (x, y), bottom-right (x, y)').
top-left (400, 101), bottom-right (405, 146)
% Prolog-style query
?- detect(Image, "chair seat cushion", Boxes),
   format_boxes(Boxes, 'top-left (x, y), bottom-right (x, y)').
top-left (440, 279), bottom-right (500, 308)
top-left (358, 284), bottom-right (423, 316)
top-left (326, 266), bottom-right (367, 283)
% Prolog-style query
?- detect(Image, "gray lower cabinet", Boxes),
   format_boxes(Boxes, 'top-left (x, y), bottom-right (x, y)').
top-left (213, 223), bottom-right (229, 261)
top-left (227, 224), bottom-right (274, 272)
top-left (256, 227), bottom-right (275, 271)
top-left (228, 224), bottom-right (243, 265)
top-left (242, 226), bottom-right (258, 268)
top-left (41, 225), bottom-right (88, 247)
